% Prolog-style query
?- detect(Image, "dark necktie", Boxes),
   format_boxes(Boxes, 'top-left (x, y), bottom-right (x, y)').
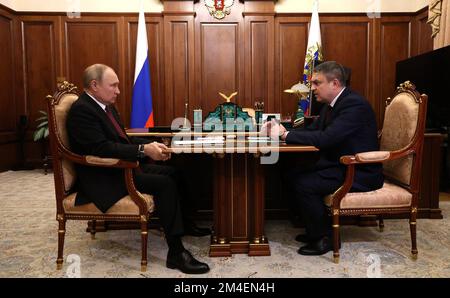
top-left (105, 106), bottom-right (130, 143)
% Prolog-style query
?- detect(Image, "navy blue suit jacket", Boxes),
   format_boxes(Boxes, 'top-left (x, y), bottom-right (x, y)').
top-left (285, 88), bottom-right (384, 191)
top-left (67, 92), bottom-right (150, 212)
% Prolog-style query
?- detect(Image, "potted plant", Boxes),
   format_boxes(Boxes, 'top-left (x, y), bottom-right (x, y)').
top-left (33, 110), bottom-right (49, 141)
top-left (33, 110), bottom-right (51, 173)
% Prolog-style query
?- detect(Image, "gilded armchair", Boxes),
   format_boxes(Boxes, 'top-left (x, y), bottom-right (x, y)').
top-left (47, 82), bottom-right (154, 272)
top-left (326, 81), bottom-right (428, 263)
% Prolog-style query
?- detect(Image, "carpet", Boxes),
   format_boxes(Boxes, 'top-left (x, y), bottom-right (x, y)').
top-left (0, 170), bottom-right (449, 278)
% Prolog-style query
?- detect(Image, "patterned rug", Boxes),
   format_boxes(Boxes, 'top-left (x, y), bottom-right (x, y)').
top-left (0, 170), bottom-right (449, 278)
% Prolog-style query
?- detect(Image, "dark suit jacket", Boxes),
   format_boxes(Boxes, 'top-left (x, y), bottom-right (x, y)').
top-left (285, 88), bottom-right (384, 191)
top-left (67, 92), bottom-right (150, 212)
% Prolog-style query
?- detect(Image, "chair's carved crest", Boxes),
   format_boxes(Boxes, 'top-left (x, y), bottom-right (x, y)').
top-left (57, 81), bottom-right (78, 93)
top-left (397, 80), bottom-right (416, 92)
top-left (46, 81), bottom-right (79, 105)
top-left (395, 81), bottom-right (423, 103)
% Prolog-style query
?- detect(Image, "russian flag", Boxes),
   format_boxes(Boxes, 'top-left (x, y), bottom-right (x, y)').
top-left (130, 2), bottom-right (154, 128)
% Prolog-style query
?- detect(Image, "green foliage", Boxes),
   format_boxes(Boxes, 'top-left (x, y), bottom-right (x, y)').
top-left (33, 110), bottom-right (49, 141)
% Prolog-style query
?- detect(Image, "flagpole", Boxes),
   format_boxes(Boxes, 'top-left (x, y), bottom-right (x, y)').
top-left (308, 60), bottom-right (315, 116)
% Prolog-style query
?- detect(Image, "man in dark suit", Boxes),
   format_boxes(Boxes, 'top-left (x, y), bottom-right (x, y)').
top-left (263, 61), bottom-right (383, 255)
top-left (67, 64), bottom-right (209, 274)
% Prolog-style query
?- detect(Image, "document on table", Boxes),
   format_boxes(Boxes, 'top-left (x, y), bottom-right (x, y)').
top-left (172, 136), bottom-right (225, 145)
top-left (247, 136), bottom-right (272, 142)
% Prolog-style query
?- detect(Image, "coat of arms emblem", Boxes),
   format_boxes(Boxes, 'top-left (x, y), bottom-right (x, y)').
top-left (204, 0), bottom-right (234, 20)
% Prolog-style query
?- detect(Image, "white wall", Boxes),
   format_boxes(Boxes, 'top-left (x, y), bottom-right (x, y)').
top-left (0, 0), bottom-right (163, 12)
top-left (276, 0), bottom-right (429, 13)
top-left (0, 0), bottom-right (13, 9)
top-left (414, 0), bottom-right (431, 11)
top-left (0, 0), bottom-right (429, 13)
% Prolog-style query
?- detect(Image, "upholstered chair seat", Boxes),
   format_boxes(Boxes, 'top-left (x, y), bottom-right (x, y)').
top-left (325, 182), bottom-right (412, 209)
top-left (63, 192), bottom-right (154, 215)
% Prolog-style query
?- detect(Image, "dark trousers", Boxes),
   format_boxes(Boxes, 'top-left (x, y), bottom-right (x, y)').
top-left (133, 163), bottom-right (185, 237)
top-left (286, 167), bottom-right (343, 240)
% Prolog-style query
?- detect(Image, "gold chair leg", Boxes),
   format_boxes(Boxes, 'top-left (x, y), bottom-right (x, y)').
top-left (410, 217), bottom-right (418, 261)
top-left (333, 254), bottom-right (340, 264)
top-left (141, 263), bottom-right (147, 272)
top-left (141, 221), bottom-right (148, 272)
top-left (332, 213), bottom-right (340, 264)
top-left (56, 218), bottom-right (66, 270)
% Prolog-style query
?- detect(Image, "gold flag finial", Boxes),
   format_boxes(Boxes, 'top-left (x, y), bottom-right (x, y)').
top-left (219, 91), bottom-right (238, 103)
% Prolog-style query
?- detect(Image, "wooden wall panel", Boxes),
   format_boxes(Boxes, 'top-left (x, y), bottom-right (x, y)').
top-left (164, 16), bottom-right (194, 125)
top-left (320, 18), bottom-right (371, 101)
top-left (0, 143), bottom-right (19, 171)
top-left (19, 17), bottom-right (61, 164)
top-left (200, 23), bottom-right (240, 113)
top-left (245, 16), bottom-right (274, 112)
top-left (275, 18), bottom-right (308, 117)
top-left (63, 18), bottom-right (123, 112)
top-left (192, 1), bottom-right (244, 124)
top-left (379, 18), bottom-right (411, 123)
top-left (22, 19), bottom-right (59, 130)
top-left (0, 10), bottom-right (18, 171)
top-left (416, 11), bottom-right (433, 55)
top-left (0, 14), bottom-right (16, 135)
top-left (125, 16), bottom-right (164, 126)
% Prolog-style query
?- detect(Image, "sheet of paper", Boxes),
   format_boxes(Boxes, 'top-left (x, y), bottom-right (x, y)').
top-left (173, 139), bottom-right (225, 145)
top-left (247, 136), bottom-right (273, 142)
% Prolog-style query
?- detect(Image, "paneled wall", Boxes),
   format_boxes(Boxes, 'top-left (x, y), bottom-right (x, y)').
top-left (0, 5), bottom-right (19, 170)
top-left (0, 1), bottom-right (433, 170)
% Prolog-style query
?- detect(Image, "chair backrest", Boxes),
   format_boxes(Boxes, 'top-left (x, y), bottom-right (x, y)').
top-left (46, 82), bottom-right (80, 201)
top-left (380, 81), bottom-right (427, 189)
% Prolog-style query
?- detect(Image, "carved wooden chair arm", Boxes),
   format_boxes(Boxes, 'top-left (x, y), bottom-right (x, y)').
top-left (60, 150), bottom-right (148, 213)
top-left (340, 147), bottom-right (416, 165)
top-left (60, 149), bottom-right (139, 169)
top-left (333, 147), bottom-right (416, 207)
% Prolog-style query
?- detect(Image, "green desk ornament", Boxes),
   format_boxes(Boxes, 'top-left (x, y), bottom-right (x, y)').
top-left (203, 91), bottom-right (254, 131)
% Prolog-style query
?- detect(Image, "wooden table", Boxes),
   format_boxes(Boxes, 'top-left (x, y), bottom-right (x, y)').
top-left (127, 128), bottom-right (318, 257)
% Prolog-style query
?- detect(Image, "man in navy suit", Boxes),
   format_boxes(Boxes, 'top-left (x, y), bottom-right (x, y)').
top-left (67, 64), bottom-right (209, 274)
top-left (263, 61), bottom-right (383, 255)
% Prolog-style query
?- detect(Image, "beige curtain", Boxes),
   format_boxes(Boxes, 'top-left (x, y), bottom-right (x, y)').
top-left (428, 0), bottom-right (450, 49)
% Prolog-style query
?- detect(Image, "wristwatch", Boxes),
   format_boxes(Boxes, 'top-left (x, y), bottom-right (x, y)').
top-left (137, 144), bottom-right (145, 159)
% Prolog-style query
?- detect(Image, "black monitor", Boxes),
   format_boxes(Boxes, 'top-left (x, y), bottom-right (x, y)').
top-left (396, 45), bottom-right (450, 133)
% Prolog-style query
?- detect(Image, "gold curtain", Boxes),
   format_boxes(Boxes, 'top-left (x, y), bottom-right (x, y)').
top-left (428, 0), bottom-right (450, 49)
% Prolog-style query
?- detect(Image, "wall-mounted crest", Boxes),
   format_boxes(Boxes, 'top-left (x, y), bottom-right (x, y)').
top-left (204, 0), bottom-right (234, 20)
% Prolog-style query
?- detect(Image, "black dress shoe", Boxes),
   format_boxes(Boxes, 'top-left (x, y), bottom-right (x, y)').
top-left (297, 236), bottom-right (340, 256)
top-left (166, 249), bottom-right (210, 274)
top-left (184, 224), bottom-right (211, 237)
top-left (295, 234), bottom-right (310, 243)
